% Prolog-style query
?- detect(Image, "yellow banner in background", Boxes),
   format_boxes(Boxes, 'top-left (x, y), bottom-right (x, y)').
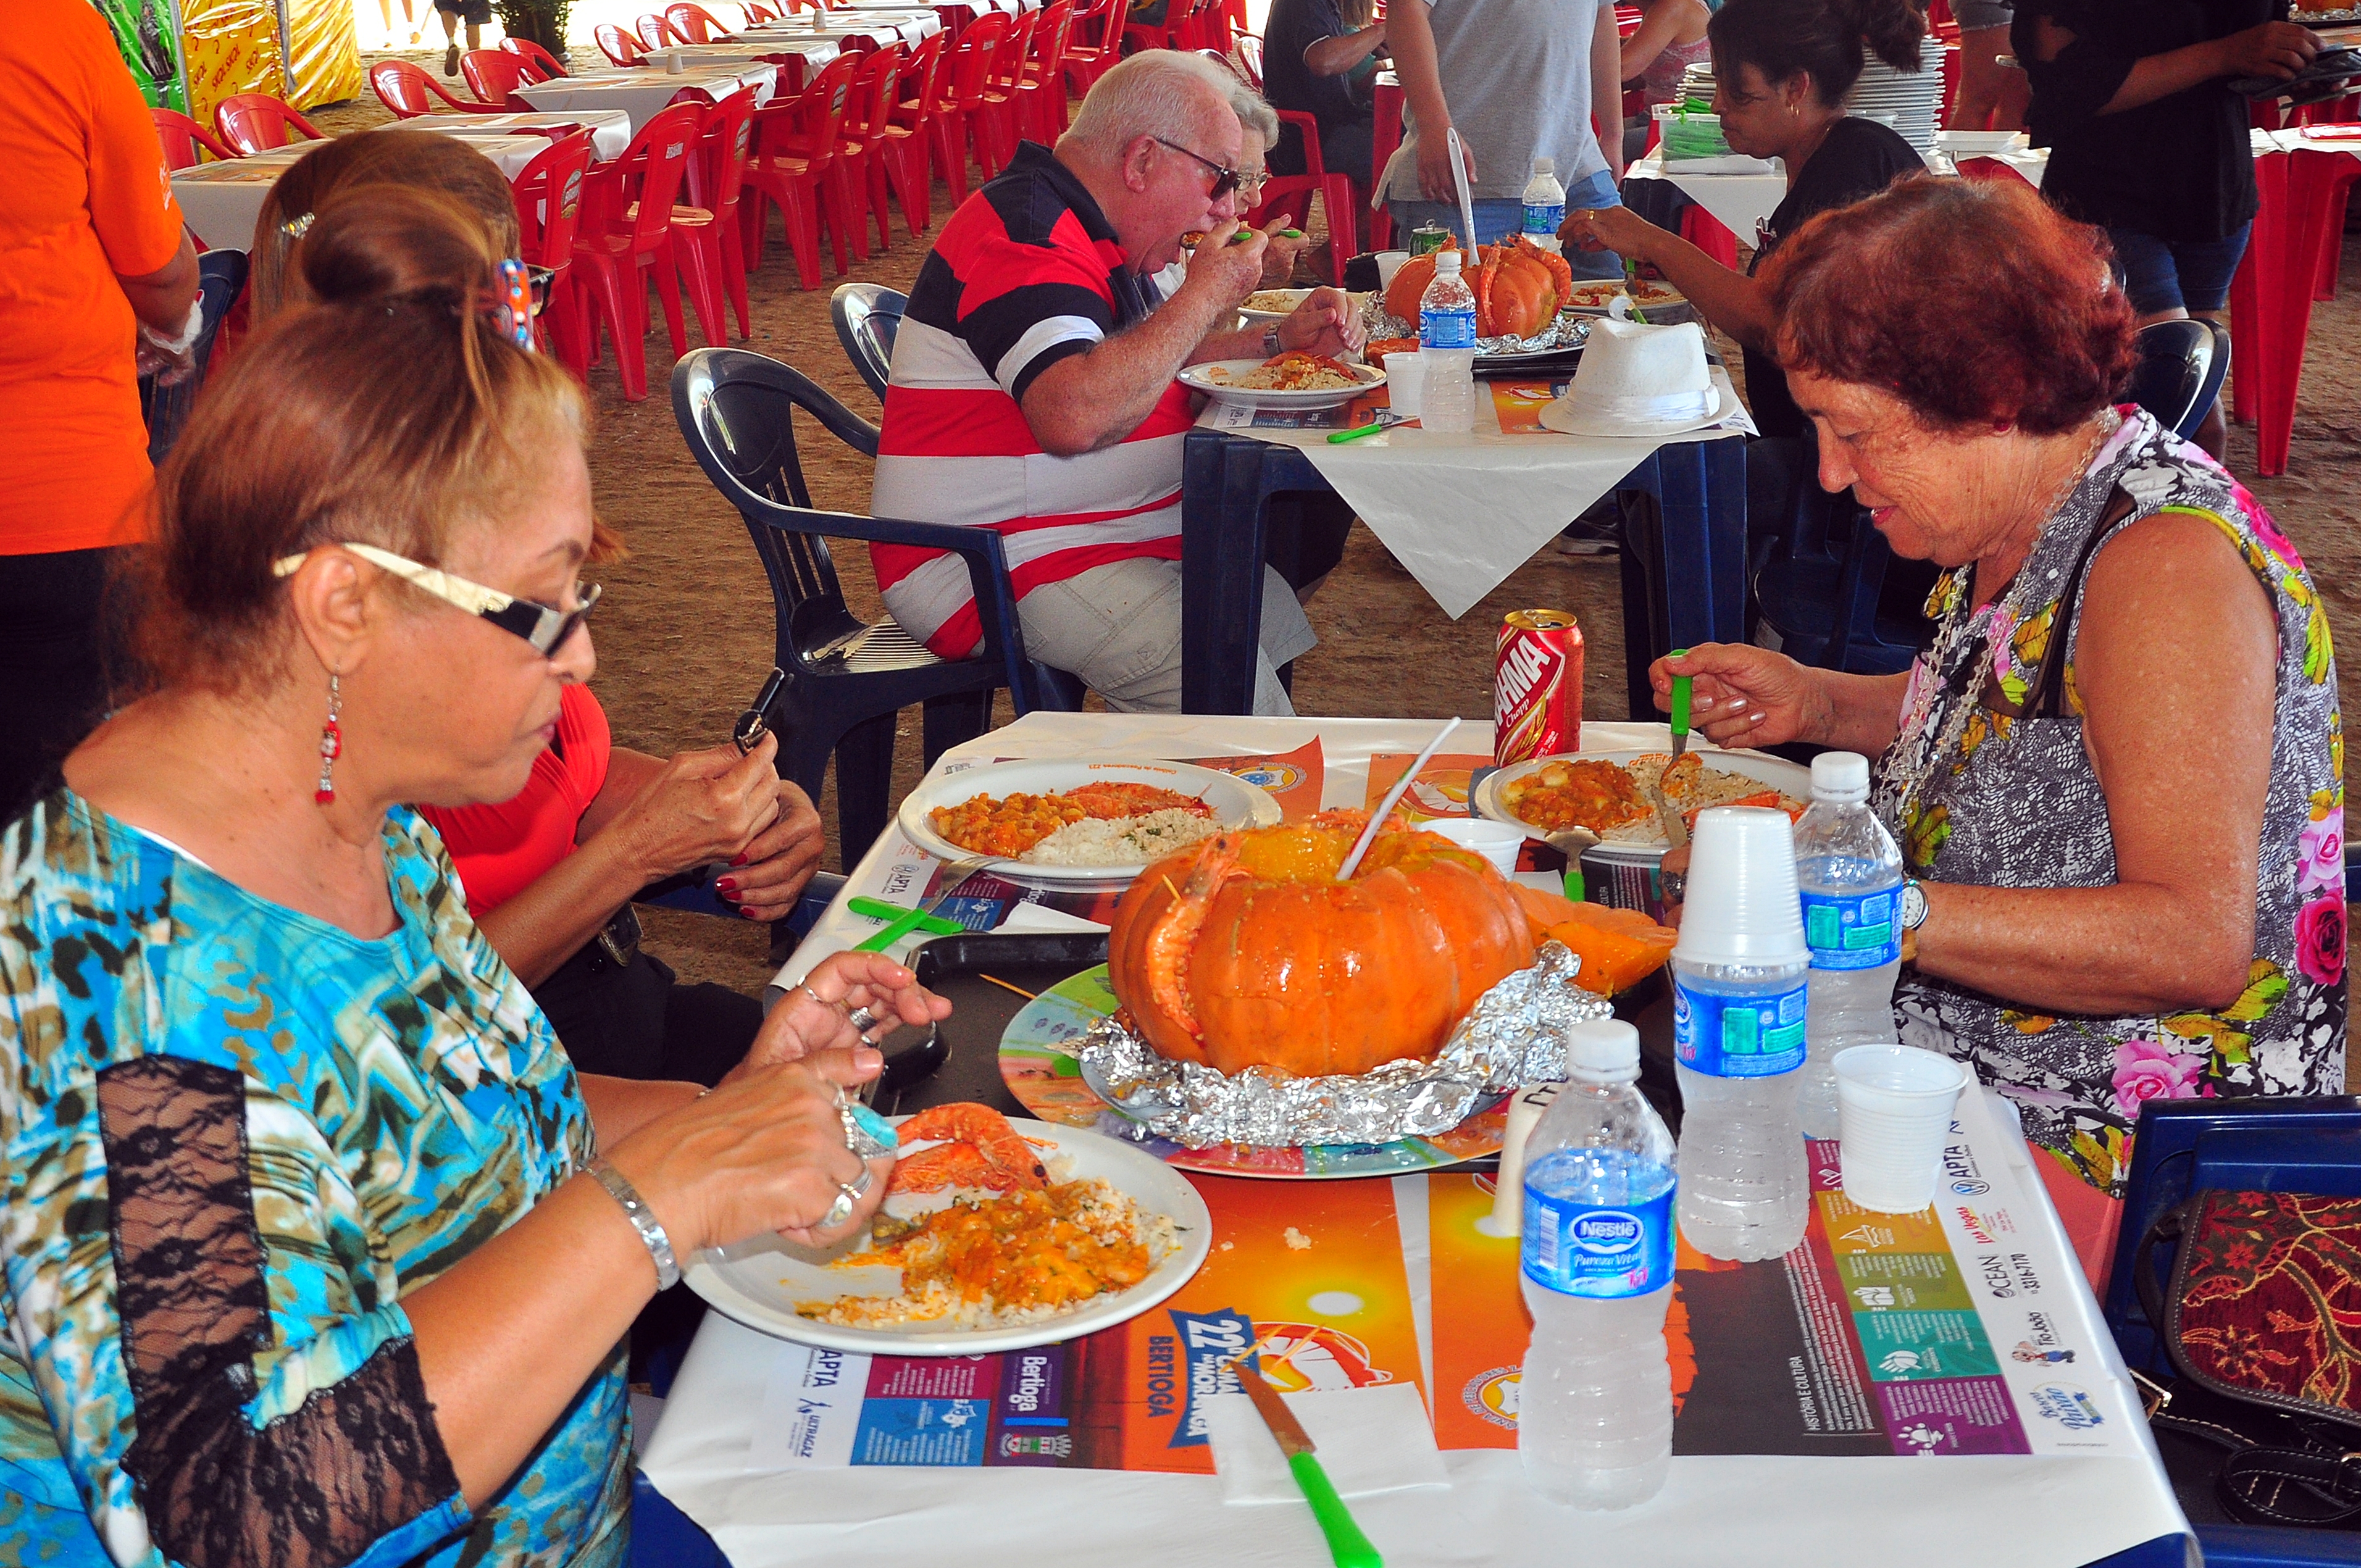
top-left (282, 0), bottom-right (362, 107)
top-left (179, 0), bottom-right (283, 128)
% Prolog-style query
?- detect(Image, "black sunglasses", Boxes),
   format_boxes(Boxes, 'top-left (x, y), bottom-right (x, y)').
top-left (1151, 136), bottom-right (1242, 200)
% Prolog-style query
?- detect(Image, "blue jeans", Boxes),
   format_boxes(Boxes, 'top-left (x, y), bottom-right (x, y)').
top-left (1388, 169), bottom-right (1624, 280)
top-left (2107, 223), bottom-right (2251, 315)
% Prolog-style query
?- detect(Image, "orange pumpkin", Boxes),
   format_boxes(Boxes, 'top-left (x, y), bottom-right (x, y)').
top-left (1382, 236), bottom-right (1577, 339)
top-left (1509, 885), bottom-right (1678, 996)
top-left (1106, 811), bottom-right (1537, 1078)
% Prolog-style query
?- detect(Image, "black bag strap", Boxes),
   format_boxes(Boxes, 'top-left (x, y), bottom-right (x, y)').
top-left (2220, 1447), bottom-right (2361, 1528)
top-left (2026, 486), bottom-right (2139, 721)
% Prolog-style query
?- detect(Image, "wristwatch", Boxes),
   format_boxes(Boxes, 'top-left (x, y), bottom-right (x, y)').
top-left (1899, 878), bottom-right (1929, 934)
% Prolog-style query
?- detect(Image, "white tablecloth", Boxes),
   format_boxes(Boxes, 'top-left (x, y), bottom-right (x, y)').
top-left (170, 136), bottom-right (550, 248)
top-left (643, 711), bottom-right (2191, 1568)
top-left (640, 39), bottom-right (838, 69)
top-left (514, 62), bottom-right (777, 129)
top-left (1626, 138), bottom-right (2052, 249)
top-left (742, 12), bottom-right (943, 43)
top-left (401, 109), bottom-right (633, 161)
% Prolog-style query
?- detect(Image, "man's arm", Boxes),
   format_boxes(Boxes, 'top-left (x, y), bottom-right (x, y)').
top-left (1306, 19), bottom-right (1387, 77)
top-left (119, 233), bottom-right (199, 335)
top-left (1387, 0), bottom-right (1470, 199)
top-left (1591, 4), bottom-right (1624, 184)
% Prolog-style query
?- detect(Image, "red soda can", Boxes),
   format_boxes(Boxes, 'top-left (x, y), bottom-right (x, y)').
top-left (1494, 609), bottom-right (1584, 765)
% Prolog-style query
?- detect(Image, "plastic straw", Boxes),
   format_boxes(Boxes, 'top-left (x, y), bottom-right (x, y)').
top-left (1447, 127), bottom-right (1480, 257)
top-left (1338, 717), bottom-right (1462, 878)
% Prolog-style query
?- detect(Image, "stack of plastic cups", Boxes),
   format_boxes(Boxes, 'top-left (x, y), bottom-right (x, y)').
top-left (1831, 1045), bottom-right (1971, 1212)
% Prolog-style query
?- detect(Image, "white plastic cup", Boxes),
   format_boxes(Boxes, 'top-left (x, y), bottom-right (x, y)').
top-left (662, 48), bottom-right (685, 72)
top-left (1832, 1044), bottom-right (1970, 1212)
top-left (1373, 249), bottom-right (1411, 291)
top-left (1422, 817), bottom-right (1524, 877)
top-left (1385, 349), bottom-right (1424, 417)
top-left (1669, 806), bottom-right (1808, 967)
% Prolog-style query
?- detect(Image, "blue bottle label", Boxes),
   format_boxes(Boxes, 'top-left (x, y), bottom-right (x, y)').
top-left (1522, 202), bottom-right (1565, 234)
top-left (1521, 1186), bottom-right (1676, 1298)
top-left (1802, 888), bottom-right (1902, 970)
top-left (1419, 305), bottom-right (1477, 349)
top-left (1673, 977), bottom-right (1808, 1076)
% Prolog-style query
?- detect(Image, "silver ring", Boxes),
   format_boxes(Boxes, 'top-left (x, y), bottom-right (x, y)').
top-left (820, 1164), bottom-right (874, 1229)
top-left (801, 983), bottom-right (827, 1008)
top-left (845, 1005), bottom-right (882, 1036)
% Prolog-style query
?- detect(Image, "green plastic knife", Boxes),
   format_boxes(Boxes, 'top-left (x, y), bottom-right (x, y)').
top-left (846, 897), bottom-right (964, 936)
top-left (1237, 1368), bottom-right (1383, 1568)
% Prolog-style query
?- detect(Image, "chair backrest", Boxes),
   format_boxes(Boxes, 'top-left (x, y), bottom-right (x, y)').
top-left (596, 22), bottom-right (646, 64)
top-left (1073, 0), bottom-right (1123, 52)
top-left (840, 44), bottom-right (902, 141)
top-left (2126, 318), bottom-right (2233, 443)
top-left (152, 106), bottom-right (238, 169)
top-left (667, 2), bottom-right (732, 41)
top-left (637, 12), bottom-right (691, 49)
top-left (140, 248), bottom-right (249, 462)
top-left (829, 281), bottom-right (903, 399)
top-left (502, 36), bottom-right (569, 77)
top-left (990, 10), bottom-right (1037, 91)
top-left (1232, 31), bottom-right (1262, 88)
top-left (511, 128), bottom-right (596, 269)
top-left (946, 11), bottom-right (1010, 107)
top-left (1274, 106), bottom-right (1326, 177)
top-left (1032, 1), bottom-right (1074, 76)
top-left (615, 100), bottom-right (707, 249)
top-left (686, 88), bottom-right (758, 215)
top-left (212, 93), bottom-right (324, 155)
top-left (764, 51), bottom-right (858, 164)
top-left (372, 57), bottom-right (489, 117)
top-left (891, 30), bottom-right (946, 125)
top-left (462, 48), bottom-right (530, 106)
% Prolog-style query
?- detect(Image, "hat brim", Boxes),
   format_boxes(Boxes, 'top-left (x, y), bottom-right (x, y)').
top-left (1537, 380), bottom-right (1744, 439)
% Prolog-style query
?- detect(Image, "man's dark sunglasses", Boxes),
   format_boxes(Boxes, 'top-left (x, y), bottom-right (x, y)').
top-left (1151, 136), bottom-right (1242, 200)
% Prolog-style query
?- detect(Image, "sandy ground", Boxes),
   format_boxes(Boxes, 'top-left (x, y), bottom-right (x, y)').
top-left (315, 77), bottom-right (2361, 1032)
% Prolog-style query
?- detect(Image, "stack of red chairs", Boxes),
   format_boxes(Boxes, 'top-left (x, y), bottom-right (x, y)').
top-left (929, 10), bottom-right (1010, 199)
top-left (974, 10), bottom-right (1034, 177)
top-left (837, 46), bottom-right (921, 253)
top-left (1015, 0), bottom-right (1073, 144)
top-left (741, 52), bottom-right (864, 288)
top-left (509, 129), bottom-right (596, 371)
top-left (568, 99), bottom-right (705, 400)
top-left (885, 31), bottom-right (950, 228)
top-left (152, 106), bottom-right (238, 169)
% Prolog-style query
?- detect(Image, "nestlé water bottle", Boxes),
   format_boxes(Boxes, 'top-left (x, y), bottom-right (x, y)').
top-left (1418, 249), bottom-right (1478, 433)
top-left (1519, 1018), bottom-right (1678, 1510)
top-left (1794, 752), bottom-right (1906, 1138)
top-left (1521, 156), bottom-right (1567, 252)
top-left (1672, 806), bottom-right (1810, 1262)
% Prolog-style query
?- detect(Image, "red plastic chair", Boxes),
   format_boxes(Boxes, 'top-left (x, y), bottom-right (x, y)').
top-left (2228, 143), bottom-right (2361, 475)
top-left (502, 36), bottom-right (569, 77)
top-left (462, 49), bottom-right (533, 107)
top-left (666, 2), bottom-right (735, 41)
top-left (672, 89), bottom-right (759, 341)
top-left (932, 11), bottom-right (1010, 197)
top-left (974, 10), bottom-right (1032, 178)
top-left (1015, 0), bottom-right (1073, 143)
top-left (1231, 32), bottom-right (1263, 90)
top-left (742, 52), bottom-right (862, 288)
top-left (570, 100), bottom-right (706, 399)
top-left (637, 12), bottom-right (693, 50)
top-left (596, 22), bottom-right (647, 64)
top-left (1255, 108), bottom-right (1355, 282)
top-left (1060, 0), bottom-right (1122, 96)
top-left (1194, 0), bottom-right (1234, 57)
top-left (372, 59), bottom-right (506, 116)
top-left (213, 93), bottom-right (327, 155)
top-left (744, 2), bottom-right (779, 19)
top-left (153, 106), bottom-right (238, 169)
top-left (511, 129), bottom-right (596, 369)
top-left (883, 31), bottom-right (946, 231)
top-left (834, 46), bottom-right (905, 256)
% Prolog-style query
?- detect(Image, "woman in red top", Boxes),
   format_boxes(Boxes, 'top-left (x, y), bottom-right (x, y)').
top-left (424, 683), bottom-right (825, 1085)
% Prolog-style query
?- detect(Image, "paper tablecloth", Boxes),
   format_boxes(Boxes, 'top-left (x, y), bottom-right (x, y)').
top-left (1626, 139), bottom-right (2054, 249)
top-left (402, 109), bottom-right (633, 161)
top-left (169, 136), bottom-right (551, 247)
top-left (742, 13), bottom-right (942, 43)
top-left (514, 63), bottom-right (777, 129)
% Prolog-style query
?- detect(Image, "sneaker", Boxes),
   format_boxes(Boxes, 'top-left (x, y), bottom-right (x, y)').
top-left (444, 41), bottom-right (461, 74)
top-left (1553, 499), bottom-right (1621, 557)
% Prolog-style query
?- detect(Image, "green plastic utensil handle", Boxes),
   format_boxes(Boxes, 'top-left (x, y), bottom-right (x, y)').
top-left (846, 896), bottom-right (963, 934)
top-left (1328, 420), bottom-right (1389, 443)
top-left (855, 905), bottom-right (934, 953)
top-left (1668, 646), bottom-right (1692, 741)
top-left (1288, 1452), bottom-right (1384, 1568)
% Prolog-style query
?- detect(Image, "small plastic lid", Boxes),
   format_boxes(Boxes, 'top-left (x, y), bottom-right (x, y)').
top-left (1434, 249), bottom-right (1463, 274)
top-left (1566, 1019), bottom-right (1640, 1080)
top-left (1531, 156), bottom-right (1556, 175)
top-left (1810, 751), bottom-right (1870, 804)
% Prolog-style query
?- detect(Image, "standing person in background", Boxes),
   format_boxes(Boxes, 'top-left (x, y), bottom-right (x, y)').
top-left (1621, 0), bottom-right (1715, 162)
top-left (438, 0), bottom-right (490, 74)
top-left (1261, 0), bottom-right (1387, 186)
top-left (2013, 0), bottom-right (2321, 459)
top-left (1949, 3), bottom-right (2031, 130)
top-left (1381, 0), bottom-right (1628, 280)
top-left (0, 0), bottom-right (199, 826)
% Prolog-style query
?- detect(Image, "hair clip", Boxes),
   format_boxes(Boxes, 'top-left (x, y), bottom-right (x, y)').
top-left (496, 257), bottom-right (535, 351)
top-left (281, 211), bottom-right (316, 239)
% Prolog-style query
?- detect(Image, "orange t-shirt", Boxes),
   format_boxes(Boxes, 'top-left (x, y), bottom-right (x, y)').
top-left (0, 0), bottom-right (190, 556)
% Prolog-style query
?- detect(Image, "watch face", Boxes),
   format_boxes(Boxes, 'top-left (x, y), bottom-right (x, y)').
top-left (1902, 882), bottom-right (1928, 931)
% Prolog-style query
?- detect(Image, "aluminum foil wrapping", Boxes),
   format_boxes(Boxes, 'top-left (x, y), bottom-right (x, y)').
top-left (1365, 296), bottom-right (1594, 357)
top-left (1078, 943), bottom-right (1613, 1149)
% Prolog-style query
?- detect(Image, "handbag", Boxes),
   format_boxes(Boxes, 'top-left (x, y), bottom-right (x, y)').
top-left (2134, 1189), bottom-right (2361, 1528)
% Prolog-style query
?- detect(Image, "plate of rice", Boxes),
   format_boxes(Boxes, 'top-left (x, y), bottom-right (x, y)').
top-left (1473, 744), bottom-right (1809, 863)
top-left (1178, 354), bottom-right (1385, 411)
top-left (896, 757), bottom-right (1282, 883)
top-left (682, 1117), bottom-right (1212, 1355)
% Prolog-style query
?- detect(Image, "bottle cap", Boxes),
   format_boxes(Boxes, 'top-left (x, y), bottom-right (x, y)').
top-left (1566, 1019), bottom-right (1640, 1081)
top-left (1671, 806), bottom-right (1809, 965)
top-left (1810, 751), bottom-right (1870, 804)
top-left (1531, 156), bottom-right (1555, 175)
top-left (1435, 250), bottom-right (1462, 275)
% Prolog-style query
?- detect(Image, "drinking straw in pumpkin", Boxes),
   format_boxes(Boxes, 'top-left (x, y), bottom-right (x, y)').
top-left (1446, 127), bottom-right (1480, 268)
top-left (1338, 716), bottom-right (1462, 878)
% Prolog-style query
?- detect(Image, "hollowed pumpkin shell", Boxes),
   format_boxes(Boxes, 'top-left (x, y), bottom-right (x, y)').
top-left (1382, 235), bottom-right (1576, 340)
top-left (1106, 812), bottom-right (1538, 1078)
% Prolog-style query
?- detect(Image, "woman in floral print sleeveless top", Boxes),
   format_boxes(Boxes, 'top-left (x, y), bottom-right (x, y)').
top-left (1645, 177), bottom-right (2344, 1282)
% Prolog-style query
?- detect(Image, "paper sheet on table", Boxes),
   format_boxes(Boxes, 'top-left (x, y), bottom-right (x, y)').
top-left (1205, 1385), bottom-right (1448, 1504)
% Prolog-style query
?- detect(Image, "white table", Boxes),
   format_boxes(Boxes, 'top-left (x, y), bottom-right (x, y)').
top-left (169, 136), bottom-right (551, 249)
top-left (402, 109), bottom-right (633, 162)
top-left (1626, 136), bottom-right (2052, 250)
top-left (646, 711), bottom-right (2192, 1568)
top-left (742, 11), bottom-right (944, 43)
top-left (513, 62), bottom-right (779, 130)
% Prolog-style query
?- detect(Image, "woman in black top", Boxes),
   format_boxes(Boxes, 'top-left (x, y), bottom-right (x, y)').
top-left (1559, 0), bottom-right (1926, 440)
top-left (1261, 0), bottom-right (1387, 183)
top-left (2015, 1), bottom-right (2321, 456)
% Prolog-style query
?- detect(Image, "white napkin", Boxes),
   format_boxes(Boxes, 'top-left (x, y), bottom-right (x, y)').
top-left (994, 902), bottom-right (1109, 935)
top-left (1205, 1385), bottom-right (1449, 1506)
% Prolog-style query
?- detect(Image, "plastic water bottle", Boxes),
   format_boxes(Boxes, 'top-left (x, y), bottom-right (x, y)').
top-left (1521, 156), bottom-right (1567, 252)
top-left (1519, 1019), bottom-right (1677, 1510)
top-left (1418, 249), bottom-right (1477, 433)
top-left (1794, 752), bottom-right (1906, 1139)
top-left (1672, 806), bottom-right (1811, 1262)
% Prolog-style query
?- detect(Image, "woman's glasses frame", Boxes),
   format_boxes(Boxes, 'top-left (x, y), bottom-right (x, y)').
top-left (272, 541), bottom-right (598, 655)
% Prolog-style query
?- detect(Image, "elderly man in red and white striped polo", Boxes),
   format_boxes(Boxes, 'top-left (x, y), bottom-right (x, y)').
top-left (870, 49), bottom-right (1362, 715)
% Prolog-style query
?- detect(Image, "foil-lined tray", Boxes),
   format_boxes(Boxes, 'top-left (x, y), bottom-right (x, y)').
top-left (1076, 943), bottom-right (1611, 1149)
top-left (1365, 298), bottom-right (1594, 359)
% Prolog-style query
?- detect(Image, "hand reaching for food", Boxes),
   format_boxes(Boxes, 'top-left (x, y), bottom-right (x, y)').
top-left (1650, 643), bottom-right (1830, 749)
top-left (760, 951), bottom-right (952, 1067)
top-left (1279, 286), bottom-right (1364, 357)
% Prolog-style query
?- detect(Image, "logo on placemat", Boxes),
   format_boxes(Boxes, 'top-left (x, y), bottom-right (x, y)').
top-left (1462, 1366), bottom-right (1521, 1430)
top-left (2025, 1382), bottom-right (2106, 1430)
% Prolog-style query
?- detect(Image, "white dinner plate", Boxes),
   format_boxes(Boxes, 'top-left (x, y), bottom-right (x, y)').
top-left (1473, 744), bottom-right (1811, 863)
top-left (895, 756), bottom-right (1281, 883)
top-left (683, 1119), bottom-right (1214, 1355)
top-left (1239, 286), bottom-right (1313, 322)
top-left (1177, 357), bottom-right (1385, 411)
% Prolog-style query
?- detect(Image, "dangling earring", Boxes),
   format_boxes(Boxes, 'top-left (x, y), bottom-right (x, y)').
top-left (314, 672), bottom-right (344, 805)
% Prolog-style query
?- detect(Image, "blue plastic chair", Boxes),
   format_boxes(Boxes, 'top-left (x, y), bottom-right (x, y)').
top-left (671, 347), bottom-right (1082, 864)
top-left (2126, 319), bottom-right (2233, 443)
top-left (632, 1472), bottom-right (730, 1568)
top-left (829, 281), bottom-right (902, 401)
top-left (139, 248), bottom-right (248, 463)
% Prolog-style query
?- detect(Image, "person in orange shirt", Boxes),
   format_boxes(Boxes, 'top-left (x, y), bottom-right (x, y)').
top-left (1, 0), bottom-right (199, 824)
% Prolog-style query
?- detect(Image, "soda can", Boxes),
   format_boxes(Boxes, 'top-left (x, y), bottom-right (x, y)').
top-left (1408, 224), bottom-right (1453, 257)
top-left (1494, 609), bottom-right (1583, 766)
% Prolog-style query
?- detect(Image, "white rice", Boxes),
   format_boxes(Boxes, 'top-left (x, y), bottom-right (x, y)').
top-left (1601, 756), bottom-right (1803, 844)
top-left (1019, 808), bottom-right (1223, 866)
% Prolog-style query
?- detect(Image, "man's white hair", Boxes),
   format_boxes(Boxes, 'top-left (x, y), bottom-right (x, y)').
top-left (1228, 84), bottom-right (1279, 151)
top-left (1068, 49), bottom-right (1243, 156)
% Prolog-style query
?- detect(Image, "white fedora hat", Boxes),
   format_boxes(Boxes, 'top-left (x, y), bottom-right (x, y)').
top-left (1540, 317), bottom-right (1739, 438)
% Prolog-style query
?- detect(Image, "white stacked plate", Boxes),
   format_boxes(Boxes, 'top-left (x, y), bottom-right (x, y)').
top-left (1844, 36), bottom-right (1947, 154)
top-left (1678, 61), bottom-right (1716, 105)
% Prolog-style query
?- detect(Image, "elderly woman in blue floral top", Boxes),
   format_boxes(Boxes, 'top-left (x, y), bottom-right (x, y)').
top-left (1653, 177), bottom-right (2342, 1287)
top-left (0, 189), bottom-right (949, 1568)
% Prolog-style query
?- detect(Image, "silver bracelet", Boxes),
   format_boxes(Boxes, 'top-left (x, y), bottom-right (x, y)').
top-left (587, 1157), bottom-right (680, 1291)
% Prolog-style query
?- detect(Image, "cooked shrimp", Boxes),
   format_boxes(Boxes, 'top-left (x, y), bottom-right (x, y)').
top-left (890, 1103), bottom-right (1049, 1195)
top-left (1139, 836), bottom-right (1246, 1045)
